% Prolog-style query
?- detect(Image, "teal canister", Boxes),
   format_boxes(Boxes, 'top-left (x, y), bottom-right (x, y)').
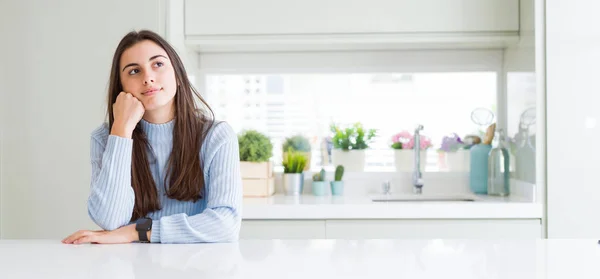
top-left (469, 144), bottom-right (492, 194)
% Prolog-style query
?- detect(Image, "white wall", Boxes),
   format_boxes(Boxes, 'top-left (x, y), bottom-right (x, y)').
top-left (0, 0), bottom-right (9, 239)
top-left (546, 0), bottom-right (600, 237)
top-left (0, 55), bottom-right (4, 238)
top-left (0, 0), bottom-right (165, 239)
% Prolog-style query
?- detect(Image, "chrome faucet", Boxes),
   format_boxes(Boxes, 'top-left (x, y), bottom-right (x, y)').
top-left (382, 180), bottom-right (391, 195)
top-left (413, 124), bottom-right (424, 194)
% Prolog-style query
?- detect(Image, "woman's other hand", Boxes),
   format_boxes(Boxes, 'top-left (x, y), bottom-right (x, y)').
top-left (111, 92), bottom-right (145, 138)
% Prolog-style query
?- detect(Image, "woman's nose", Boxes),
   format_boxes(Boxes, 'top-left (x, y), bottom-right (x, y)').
top-left (143, 76), bottom-right (155, 85)
top-left (144, 73), bottom-right (156, 85)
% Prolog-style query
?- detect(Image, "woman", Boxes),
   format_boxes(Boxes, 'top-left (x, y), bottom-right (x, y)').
top-left (62, 30), bottom-right (242, 244)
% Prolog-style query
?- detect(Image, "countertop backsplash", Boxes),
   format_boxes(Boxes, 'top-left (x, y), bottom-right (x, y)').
top-left (271, 171), bottom-right (537, 200)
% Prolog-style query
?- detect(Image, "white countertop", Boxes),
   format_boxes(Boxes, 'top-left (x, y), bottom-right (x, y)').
top-left (242, 194), bottom-right (543, 219)
top-left (1, 239), bottom-right (598, 278)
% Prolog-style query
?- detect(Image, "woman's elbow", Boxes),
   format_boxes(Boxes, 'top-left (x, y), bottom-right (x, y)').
top-left (87, 205), bottom-right (128, 231)
top-left (86, 193), bottom-right (134, 231)
top-left (222, 216), bottom-right (242, 242)
top-left (205, 213), bottom-right (241, 243)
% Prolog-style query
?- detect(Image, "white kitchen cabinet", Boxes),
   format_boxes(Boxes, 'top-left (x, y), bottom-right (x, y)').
top-left (184, 0), bottom-right (519, 36)
top-left (240, 220), bottom-right (326, 239)
top-left (240, 219), bottom-right (542, 239)
top-left (325, 219), bottom-right (542, 239)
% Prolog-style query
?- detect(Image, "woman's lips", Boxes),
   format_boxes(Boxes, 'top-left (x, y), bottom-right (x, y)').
top-left (142, 88), bottom-right (161, 96)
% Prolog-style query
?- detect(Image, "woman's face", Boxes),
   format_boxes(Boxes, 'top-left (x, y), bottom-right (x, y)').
top-left (119, 40), bottom-right (177, 112)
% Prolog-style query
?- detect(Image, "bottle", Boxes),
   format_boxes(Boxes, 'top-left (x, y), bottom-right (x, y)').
top-left (469, 143), bottom-right (492, 194)
top-left (515, 125), bottom-right (536, 183)
top-left (469, 123), bottom-right (496, 194)
top-left (487, 129), bottom-right (510, 196)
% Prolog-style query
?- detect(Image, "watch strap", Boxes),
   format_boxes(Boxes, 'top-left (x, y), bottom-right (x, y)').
top-left (138, 230), bottom-right (149, 242)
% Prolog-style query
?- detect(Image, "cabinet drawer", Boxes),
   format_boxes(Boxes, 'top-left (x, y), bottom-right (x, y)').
top-left (241, 220), bottom-right (326, 239)
top-left (326, 219), bottom-right (542, 239)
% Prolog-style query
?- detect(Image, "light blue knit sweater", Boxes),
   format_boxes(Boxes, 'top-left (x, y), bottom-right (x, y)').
top-left (87, 119), bottom-right (242, 244)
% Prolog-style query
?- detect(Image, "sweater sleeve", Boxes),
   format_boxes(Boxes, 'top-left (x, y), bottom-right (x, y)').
top-left (150, 123), bottom-right (243, 244)
top-left (87, 125), bottom-right (136, 231)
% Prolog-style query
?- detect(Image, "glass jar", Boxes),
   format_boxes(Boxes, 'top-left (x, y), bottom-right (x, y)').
top-left (487, 129), bottom-right (510, 196)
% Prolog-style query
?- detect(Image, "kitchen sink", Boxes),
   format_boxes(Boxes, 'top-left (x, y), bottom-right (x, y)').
top-left (370, 194), bottom-right (481, 202)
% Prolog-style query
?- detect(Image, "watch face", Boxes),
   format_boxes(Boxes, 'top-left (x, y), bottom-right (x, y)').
top-left (137, 218), bottom-right (152, 231)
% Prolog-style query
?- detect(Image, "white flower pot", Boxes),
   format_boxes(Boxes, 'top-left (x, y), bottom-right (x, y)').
top-left (445, 149), bottom-right (470, 172)
top-left (394, 149), bottom-right (427, 172)
top-left (332, 149), bottom-right (366, 172)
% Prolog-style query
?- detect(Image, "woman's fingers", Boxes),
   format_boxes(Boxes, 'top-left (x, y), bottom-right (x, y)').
top-left (62, 230), bottom-right (92, 244)
top-left (63, 227), bottom-right (130, 245)
top-left (73, 234), bottom-right (97, 245)
top-left (62, 230), bottom-right (83, 243)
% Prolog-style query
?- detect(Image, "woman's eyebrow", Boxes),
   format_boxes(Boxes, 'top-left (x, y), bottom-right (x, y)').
top-left (149, 54), bottom-right (168, 61)
top-left (122, 55), bottom-right (169, 72)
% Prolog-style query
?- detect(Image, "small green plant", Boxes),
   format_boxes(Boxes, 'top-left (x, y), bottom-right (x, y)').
top-left (312, 168), bottom-right (326, 181)
top-left (334, 165), bottom-right (344, 181)
top-left (283, 135), bottom-right (311, 152)
top-left (391, 142), bottom-right (403, 149)
top-left (330, 122), bottom-right (377, 151)
top-left (238, 130), bottom-right (273, 162)
top-left (283, 148), bottom-right (308, 173)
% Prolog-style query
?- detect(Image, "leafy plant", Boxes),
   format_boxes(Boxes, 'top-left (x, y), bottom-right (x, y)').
top-left (238, 130), bottom-right (273, 162)
top-left (312, 168), bottom-right (326, 181)
top-left (283, 148), bottom-right (308, 173)
top-left (330, 122), bottom-right (377, 151)
top-left (334, 165), bottom-right (344, 181)
top-left (283, 135), bottom-right (311, 152)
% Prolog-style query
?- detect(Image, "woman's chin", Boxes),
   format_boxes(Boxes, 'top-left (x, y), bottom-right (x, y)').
top-left (141, 99), bottom-right (159, 110)
top-left (141, 93), bottom-right (175, 111)
top-left (142, 99), bottom-right (172, 112)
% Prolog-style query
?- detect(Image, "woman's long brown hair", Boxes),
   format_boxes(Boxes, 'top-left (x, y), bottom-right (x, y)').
top-left (107, 30), bottom-right (215, 221)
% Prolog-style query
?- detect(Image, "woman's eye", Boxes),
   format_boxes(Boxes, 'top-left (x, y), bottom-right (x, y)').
top-left (128, 69), bottom-right (140, 75)
top-left (155, 61), bottom-right (164, 67)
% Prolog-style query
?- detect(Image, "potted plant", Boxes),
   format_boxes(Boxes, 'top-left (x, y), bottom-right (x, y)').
top-left (311, 168), bottom-right (327, 196)
top-left (391, 130), bottom-right (432, 172)
top-left (330, 165), bottom-right (344, 196)
top-left (330, 122), bottom-right (377, 172)
top-left (238, 130), bottom-right (274, 196)
top-left (438, 133), bottom-right (470, 171)
top-left (282, 149), bottom-right (308, 196)
top-left (282, 134), bottom-right (312, 171)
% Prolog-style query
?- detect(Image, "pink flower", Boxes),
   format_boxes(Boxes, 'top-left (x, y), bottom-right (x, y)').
top-left (391, 130), bottom-right (432, 150)
top-left (403, 135), bottom-right (432, 150)
top-left (391, 131), bottom-right (412, 144)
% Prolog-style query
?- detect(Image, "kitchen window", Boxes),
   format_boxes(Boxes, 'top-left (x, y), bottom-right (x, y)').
top-left (199, 50), bottom-right (502, 172)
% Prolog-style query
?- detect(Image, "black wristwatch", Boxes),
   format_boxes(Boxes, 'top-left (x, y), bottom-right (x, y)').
top-left (135, 217), bottom-right (152, 243)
